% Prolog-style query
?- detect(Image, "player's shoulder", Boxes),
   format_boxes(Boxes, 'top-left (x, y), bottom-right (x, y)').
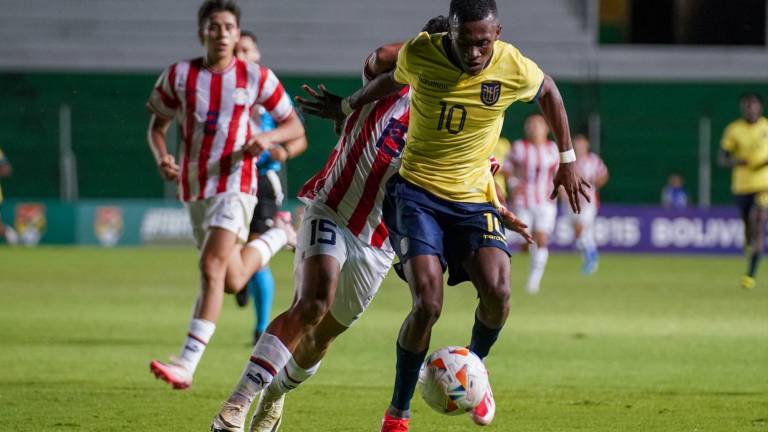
top-left (402, 32), bottom-right (445, 58)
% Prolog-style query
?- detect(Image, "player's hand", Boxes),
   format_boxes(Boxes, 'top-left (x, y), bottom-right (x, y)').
top-left (158, 154), bottom-right (180, 181)
top-left (551, 162), bottom-right (591, 214)
top-left (268, 144), bottom-right (289, 162)
top-left (295, 84), bottom-right (346, 123)
top-left (499, 206), bottom-right (534, 244)
top-left (244, 134), bottom-right (272, 156)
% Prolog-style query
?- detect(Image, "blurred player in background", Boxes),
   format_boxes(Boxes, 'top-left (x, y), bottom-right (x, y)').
top-left (504, 114), bottom-right (560, 293)
top-left (719, 92), bottom-right (768, 290)
top-left (234, 31), bottom-right (309, 345)
top-left (0, 148), bottom-right (18, 245)
top-left (145, 0), bottom-right (304, 390)
top-left (565, 134), bottom-right (608, 275)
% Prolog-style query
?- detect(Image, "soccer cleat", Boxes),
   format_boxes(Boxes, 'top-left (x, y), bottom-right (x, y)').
top-left (250, 392), bottom-right (285, 432)
top-left (581, 250), bottom-right (599, 275)
top-left (235, 288), bottom-right (249, 308)
top-left (211, 401), bottom-right (247, 432)
top-left (380, 412), bottom-right (409, 432)
top-left (741, 275), bottom-right (756, 290)
top-left (470, 384), bottom-right (496, 426)
top-left (273, 212), bottom-right (297, 250)
top-left (149, 357), bottom-right (192, 390)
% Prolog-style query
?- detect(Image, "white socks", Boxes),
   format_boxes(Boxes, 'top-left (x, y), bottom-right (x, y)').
top-left (179, 318), bottom-right (216, 373)
top-left (228, 333), bottom-right (292, 407)
top-left (527, 246), bottom-right (549, 294)
top-left (247, 228), bottom-right (288, 267)
top-left (265, 357), bottom-right (321, 399)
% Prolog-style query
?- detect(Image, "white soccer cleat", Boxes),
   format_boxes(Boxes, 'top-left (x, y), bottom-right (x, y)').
top-left (149, 357), bottom-right (192, 390)
top-left (274, 211), bottom-right (296, 250)
top-left (250, 392), bottom-right (285, 432)
top-left (470, 383), bottom-right (496, 426)
top-left (211, 401), bottom-right (248, 432)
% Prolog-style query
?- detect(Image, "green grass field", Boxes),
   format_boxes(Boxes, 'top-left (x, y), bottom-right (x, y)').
top-left (1, 247), bottom-right (766, 431)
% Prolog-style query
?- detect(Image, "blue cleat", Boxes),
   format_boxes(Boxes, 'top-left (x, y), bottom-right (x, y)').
top-left (581, 250), bottom-right (599, 275)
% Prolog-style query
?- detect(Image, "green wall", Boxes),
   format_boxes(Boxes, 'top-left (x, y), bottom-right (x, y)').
top-left (1, 72), bottom-right (765, 204)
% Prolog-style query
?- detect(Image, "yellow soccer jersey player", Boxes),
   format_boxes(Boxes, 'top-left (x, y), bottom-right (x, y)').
top-left (721, 116), bottom-right (768, 194)
top-left (393, 31), bottom-right (544, 203)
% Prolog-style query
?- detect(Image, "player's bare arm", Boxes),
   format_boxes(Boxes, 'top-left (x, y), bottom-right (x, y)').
top-left (538, 74), bottom-right (591, 213)
top-left (718, 149), bottom-right (747, 168)
top-left (0, 157), bottom-right (11, 178)
top-left (243, 111), bottom-right (305, 156)
top-left (146, 113), bottom-right (180, 181)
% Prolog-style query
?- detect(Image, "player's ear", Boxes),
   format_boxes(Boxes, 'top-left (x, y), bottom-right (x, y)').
top-left (496, 23), bottom-right (502, 39)
top-left (198, 28), bottom-right (205, 46)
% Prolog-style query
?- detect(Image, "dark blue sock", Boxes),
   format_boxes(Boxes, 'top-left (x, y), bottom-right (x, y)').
top-left (390, 343), bottom-right (427, 412)
top-left (469, 314), bottom-right (502, 359)
top-left (748, 252), bottom-right (761, 277)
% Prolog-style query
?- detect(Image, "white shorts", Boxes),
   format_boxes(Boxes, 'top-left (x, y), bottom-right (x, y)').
top-left (186, 192), bottom-right (257, 249)
top-left (295, 202), bottom-right (394, 327)
top-left (567, 204), bottom-right (597, 227)
top-left (515, 203), bottom-right (557, 236)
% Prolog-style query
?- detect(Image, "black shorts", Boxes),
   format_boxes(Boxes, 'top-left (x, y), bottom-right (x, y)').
top-left (734, 192), bottom-right (768, 221)
top-left (249, 172), bottom-right (284, 234)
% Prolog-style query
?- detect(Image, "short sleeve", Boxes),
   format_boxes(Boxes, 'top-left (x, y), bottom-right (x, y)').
top-left (256, 66), bottom-right (294, 122)
top-left (721, 124), bottom-right (736, 152)
top-left (507, 47), bottom-right (545, 103)
top-left (146, 65), bottom-right (181, 119)
top-left (393, 35), bottom-right (420, 86)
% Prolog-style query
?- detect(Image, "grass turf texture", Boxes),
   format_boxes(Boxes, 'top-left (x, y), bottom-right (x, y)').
top-left (0, 247), bottom-right (766, 431)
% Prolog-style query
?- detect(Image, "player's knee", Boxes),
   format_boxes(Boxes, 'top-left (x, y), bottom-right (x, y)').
top-left (412, 296), bottom-right (443, 325)
top-left (199, 254), bottom-right (228, 288)
top-left (292, 298), bottom-right (331, 328)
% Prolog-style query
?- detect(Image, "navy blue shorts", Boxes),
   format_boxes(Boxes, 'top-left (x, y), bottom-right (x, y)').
top-left (383, 174), bottom-right (511, 286)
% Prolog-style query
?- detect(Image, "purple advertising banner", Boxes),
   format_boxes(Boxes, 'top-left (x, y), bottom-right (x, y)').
top-left (545, 205), bottom-right (745, 254)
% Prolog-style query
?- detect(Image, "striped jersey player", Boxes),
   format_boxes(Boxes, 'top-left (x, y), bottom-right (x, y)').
top-left (504, 114), bottom-right (559, 294)
top-left (565, 134), bottom-right (609, 274)
top-left (145, 0), bottom-right (305, 392)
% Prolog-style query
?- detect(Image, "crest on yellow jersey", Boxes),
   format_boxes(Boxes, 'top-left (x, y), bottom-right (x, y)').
top-left (481, 81), bottom-right (501, 106)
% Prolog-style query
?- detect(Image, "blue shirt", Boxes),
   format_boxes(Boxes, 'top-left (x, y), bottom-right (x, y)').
top-left (256, 110), bottom-right (281, 174)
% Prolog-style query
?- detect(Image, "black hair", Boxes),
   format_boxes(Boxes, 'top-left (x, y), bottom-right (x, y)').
top-left (740, 92), bottom-right (764, 105)
top-left (240, 30), bottom-right (257, 44)
top-left (422, 15), bottom-right (450, 34)
top-left (198, 0), bottom-right (241, 32)
top-left (449, 0), bottom-right (497, 24)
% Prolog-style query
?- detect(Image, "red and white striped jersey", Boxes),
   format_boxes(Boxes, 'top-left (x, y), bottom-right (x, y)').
top-left (299, 87), bottom-right (411, 251)
top-left (575, 152), bottom-right (608, 206)
top-left (147, 57), bottom-right (293, 202)
top-left (506, 140), bottom-right (559, 208)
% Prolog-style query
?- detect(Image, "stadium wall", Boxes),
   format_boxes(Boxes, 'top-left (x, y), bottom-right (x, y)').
top-left (1, 72), bottom-right (766, 205)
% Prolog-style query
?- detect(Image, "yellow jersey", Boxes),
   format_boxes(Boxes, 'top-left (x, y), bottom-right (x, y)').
top-left (721, 117), bottom-right (768, 194)
top-left (393, 32), bottom-right (544, 203)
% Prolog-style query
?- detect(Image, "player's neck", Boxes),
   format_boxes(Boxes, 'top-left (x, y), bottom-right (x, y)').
top-left (204, 53), bottom-right (235, 72)
top-left (529, 138), bottom-right (548, 145)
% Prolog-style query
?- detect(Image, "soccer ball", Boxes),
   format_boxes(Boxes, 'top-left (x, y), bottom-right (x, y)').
top-left (418, 346), bottom-right (489, 415)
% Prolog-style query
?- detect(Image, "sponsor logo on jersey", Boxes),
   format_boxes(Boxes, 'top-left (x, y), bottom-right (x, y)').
top-left (417, 75), bottom-right (449, 90)
top-left (14, 203), bottom-right (46, 246)
top-left (480, 81), bottom-right (501, 106)
top-left (94, 206), bottom-right (124, 247)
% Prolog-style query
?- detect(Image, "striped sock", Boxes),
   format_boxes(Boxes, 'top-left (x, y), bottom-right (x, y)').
top-left (228, 333), bottom-right (291, 407)
top-left (178, 319), bottom-right (215, 373)
top-left (266, 357), bottom-right (320, 398)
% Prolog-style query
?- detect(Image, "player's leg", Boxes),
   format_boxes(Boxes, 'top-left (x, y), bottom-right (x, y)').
top-left (0, 207), bottom-right (16, 245)
top-left (212, 206), bottom-right (347, 432)
top-left (526, 204), bottom-right (556, 294)
top-left (150, 227), bottom-right (239, 389)
top-left (743, 193), bottom-right (768, 289)
top-left (737, 194), bottom-right (758, 289)
top-left (251, 239), bottom-right (391, 431)
top-left (381, 177), bottom-right (448, 430)
top-left (150, 193), bottom-right (256, 390)
top-left (574, 206), bottom-right (599, 275)
top-left (249, 268), bottom-right (275, 342)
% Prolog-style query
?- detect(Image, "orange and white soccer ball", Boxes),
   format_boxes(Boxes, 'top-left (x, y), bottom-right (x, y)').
top-left (418, 346), bottom-right (489, 415)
